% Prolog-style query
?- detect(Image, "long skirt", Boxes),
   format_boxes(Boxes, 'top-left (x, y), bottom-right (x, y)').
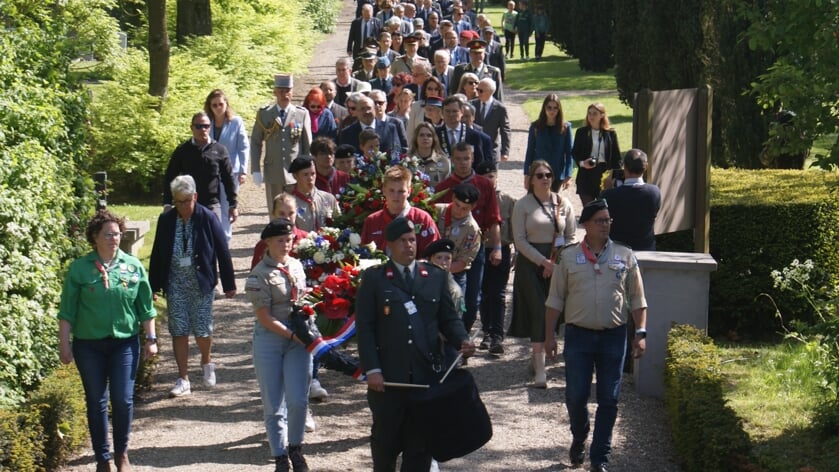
top-left (508, 242), bottom-right (552, 342)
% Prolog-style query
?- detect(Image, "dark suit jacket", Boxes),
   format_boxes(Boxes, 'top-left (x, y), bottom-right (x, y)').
top-left (472, 98), bottom-right (510, 160)
top-left (328, 102), bottom-right (349, 128)
top-left (384, 116), bottom-right (409, 154)
top-left (452, 62), bottom-right (504, 101)
top-left (356, 260), bottom-right (468, 384)
top-left (149, 204), bottom-right (236, 296)
top-left (347, 17), bottom-right (382, 58)
top-left (601, 182), bottom-right (662, 251)
top-left (484, 40), bottom-right (507, 80)
top-left (339, 119), bottom-right (406, 154)
top-left (432, 65), bottom-right (455, 96)
top-left (436, 124), bottom-right (489, 169)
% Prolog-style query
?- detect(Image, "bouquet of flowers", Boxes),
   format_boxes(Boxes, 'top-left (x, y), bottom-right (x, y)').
top-left (333, 150), bottom-right (448, 233)
top-left (291, 227), bottom-right (383, 286)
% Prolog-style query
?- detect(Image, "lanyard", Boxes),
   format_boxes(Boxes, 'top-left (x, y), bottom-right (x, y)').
top-left (532, 193), bottom-right (559, 235)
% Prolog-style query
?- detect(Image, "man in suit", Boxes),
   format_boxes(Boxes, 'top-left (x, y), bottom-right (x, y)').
top-left (250, 74), bottom-right (312, 212)
top-left (431, 49), bottom-right (455, 96)
top-left (356, 216), bottom-right (475, 470)
top-left (339, 95), bottom-right (405, 154)
top-left (333, 57), bottom-right (366, 107)
top-left (347, 4), bottom-right (382, 60)
top-left (436, 95), bottom-right (488, 167)
top-left (472, 77), bottom-right (511, 162)
top-left (452, 39), bottom-right (504, 101)
top-left (601, 149), bottom-right (662, 251)
top-left (320, 80), bottom-right (348, 128)
top-left (481, 26), bottom-right (506, 81)
top-left (370, 89), bottom-right (408, 153)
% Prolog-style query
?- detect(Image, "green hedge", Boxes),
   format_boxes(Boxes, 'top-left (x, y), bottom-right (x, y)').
top-left (656, 169), bottom-right (839, 339)
top-left (665, 325), bottom-right (751, 471)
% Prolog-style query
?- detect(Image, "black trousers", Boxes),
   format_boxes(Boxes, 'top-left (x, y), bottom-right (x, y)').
top-left (367, 389), bottom-right (433, 472)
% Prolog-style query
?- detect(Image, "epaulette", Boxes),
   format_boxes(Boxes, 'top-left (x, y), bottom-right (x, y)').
top-left (293, 105), bottom-right (308, 111)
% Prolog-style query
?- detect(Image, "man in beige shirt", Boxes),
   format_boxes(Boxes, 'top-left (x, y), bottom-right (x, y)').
top-left (544, 199), bottom-right (647, 472)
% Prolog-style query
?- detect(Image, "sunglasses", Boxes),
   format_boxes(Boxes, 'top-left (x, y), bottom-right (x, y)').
top-left (535, 172), bottom-right (553, 180)
top-left (192, 123), bottom-right (211, 130)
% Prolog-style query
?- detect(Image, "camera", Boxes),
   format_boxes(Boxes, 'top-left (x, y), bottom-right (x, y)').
top-left (587, 157), bottom-right (597, 167)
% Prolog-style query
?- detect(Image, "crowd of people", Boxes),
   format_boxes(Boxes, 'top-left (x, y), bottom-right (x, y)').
top-left (56, 1), bottom-right (664, 472)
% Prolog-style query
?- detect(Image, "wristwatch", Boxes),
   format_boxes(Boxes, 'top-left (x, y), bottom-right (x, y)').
top-left (635, 329), bottom-right (647, 339)
top-left (145, 336), bottom-right (158, 345)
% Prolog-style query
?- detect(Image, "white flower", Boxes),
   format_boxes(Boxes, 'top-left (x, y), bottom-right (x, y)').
top-left (349, 233), bottom-right (362, 248)
top-left (332, 252), bottom-right (346, 263)
top-left (296, 238), bottom-right (314, 250)
top-left (365, 241), bottom-right (377, 252)
top-left (313, 251), bottom-right (326, 264)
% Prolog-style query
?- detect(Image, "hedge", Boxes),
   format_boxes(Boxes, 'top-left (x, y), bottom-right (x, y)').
top-left (665, 325), bottom-right (751, 471)
top-left (657, 168), bottom-right (839, 339)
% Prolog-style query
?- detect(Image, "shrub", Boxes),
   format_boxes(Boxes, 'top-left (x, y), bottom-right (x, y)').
top-left (0, 408), bottom-right (43, 472)
top-left (665, 325), bottom-right (751, 471)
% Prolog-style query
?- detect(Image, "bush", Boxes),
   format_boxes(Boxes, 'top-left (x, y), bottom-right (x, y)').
top-left (0, 408), bottom-right (43, 472)
top-left (665, 325), bottom-right (751, 471)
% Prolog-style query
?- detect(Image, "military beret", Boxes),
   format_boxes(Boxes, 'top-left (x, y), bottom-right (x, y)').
top-left (335, 144), bottom-right (356, 160)
top-left (364, 37), bottom-right (380, 49)
top-left (376, 56), bottom-right (391, 68)
top-left (261, 218), bottom-right (294, 240)
top-left (385, 217), bottom-right (415, 242)
top-left (475, 160), bottom-right (497, 175)
top-left (459, 30), bottom-right (473, 39)
top-left (423, 238), bottom-right (455, 258)
top-left (410, 30), bottom-right (425, 41)
top-left (288, 156), bottom-right (315, 174)
top-left (579, 199), bottom-right (609, 224)
top-left (452, 183), bottom-right (480, 204)
top-left (424, 96), bottom-right (443, 107)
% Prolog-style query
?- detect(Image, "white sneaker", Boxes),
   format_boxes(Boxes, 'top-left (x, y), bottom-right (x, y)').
top-left (203, 363), bottom-right (216, 387)
top-left (309, 379), bottom-right (328, 400)
top-left (169, 378), bottom-right (191, 397)
top-left (305, 408), bottom-right (316, 433)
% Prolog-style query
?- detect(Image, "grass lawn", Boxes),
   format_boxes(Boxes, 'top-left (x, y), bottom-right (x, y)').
top-left (719, 342), bottom-right (839, 471)
top-left (521, 95), bottom-right (633, 151)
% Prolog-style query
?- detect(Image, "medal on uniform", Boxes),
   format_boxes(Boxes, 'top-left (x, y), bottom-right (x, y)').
top-left (384, 297), bottom-right (391, 316)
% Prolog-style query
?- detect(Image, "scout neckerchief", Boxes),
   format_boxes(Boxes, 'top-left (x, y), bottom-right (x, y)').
top-left (273, 259), bottom-right (299, 302)
top-left (581, 236), bottom-right (605, 275)
top-left (315, 169), bottom-right (334, 192)
top-left (450, 169), bottom-right (476, 185)
top-left (293, 188), bottom-right (320, 230)
top-left (95, 258), bottom-right (113, 290)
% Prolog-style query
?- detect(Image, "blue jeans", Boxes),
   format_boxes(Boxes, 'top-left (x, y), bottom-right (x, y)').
top-left (253, 322), bottom-right (313, 457)
top-left (463, 242), bottom-right (485, 332)
top-left (563, 324), bottom-right (627, 466)
top-left (479, 244), bottom-right (512, 338)
top-left (73, 336), bottom-right (140, 463)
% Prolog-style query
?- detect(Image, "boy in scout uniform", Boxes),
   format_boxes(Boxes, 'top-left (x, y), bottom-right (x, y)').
top-left (250, 73), bottom-right (313, 213)
top-left (434, 183), bottom-right (482, 298)
top-left (356, 217), bottom-right (475, 470)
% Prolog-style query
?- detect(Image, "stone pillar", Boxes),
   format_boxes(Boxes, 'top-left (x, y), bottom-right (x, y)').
top-left (120, 220), bottom-right (150, 256)
top-left (633, 251), bottom-right (717, 398)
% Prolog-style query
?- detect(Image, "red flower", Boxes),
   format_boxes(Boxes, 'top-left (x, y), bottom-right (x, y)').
top-left (307, 265), bottom-right (325, 282)
top-left (302, 305), bottom-right (316, 316)
top-left (370, 199), bottom-right (382, 210)
top-left (322, 297), bottom-right (352, 320)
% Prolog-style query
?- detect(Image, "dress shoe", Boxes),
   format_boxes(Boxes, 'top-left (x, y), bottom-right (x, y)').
top-left (488, 336), bottom-right (504, 355)
top-left (569, 438), bottom-right (585, 467)
top-left (478, 334), bottom-right (491, 350)
top-left (590, 464), bottom-right (609, 472)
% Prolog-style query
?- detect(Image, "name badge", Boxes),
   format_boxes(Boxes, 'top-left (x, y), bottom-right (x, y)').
top-left (554, 236), bottom-right (565, 247)
top-left (179, 257), bottom-right (192, 267)
top-left (575, 253), bottom-right (586, 264)
top-left (404, 300), bottom-right (418, 315)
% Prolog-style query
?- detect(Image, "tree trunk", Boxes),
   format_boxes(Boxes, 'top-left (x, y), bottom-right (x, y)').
top-left (147, 0), bottom-right (170, 101)
top-left (176, 0), bottom-right (213, 45)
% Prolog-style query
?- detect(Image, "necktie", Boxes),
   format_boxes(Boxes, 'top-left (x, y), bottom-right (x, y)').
top-left (449, 129), bottom-right (457, 145)
top-left (478, 102), bottom-right (485, 122)
top-left (363, 20), bottom-right (368, 40)
top-left (403, 266), bottom-right (413, 287)
top-left (279, 108), bottom-right (286, 122)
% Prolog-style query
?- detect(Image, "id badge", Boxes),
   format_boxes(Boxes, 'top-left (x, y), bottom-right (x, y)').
top-left (404, 300), bottom-right (418, 316)
top-left (178, 257), bottom-right (192, 267)
top-left (554, 236), bottom-right (565, 247)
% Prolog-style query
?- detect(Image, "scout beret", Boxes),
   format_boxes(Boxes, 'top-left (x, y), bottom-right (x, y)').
top-left (475, 161), bottom-right (497, 175)
top-left (335, 144), bottom-right (356, 160)
top-left (376, 56), bottom-right (391, 68)
top-left (274, 73), bottom-right (293, 88)
top-left (261, 218), bottom-right (294, 240)
top-left (452, 183), bottom-right (480, 204)
top-left (579, 199), bottom-right (609, 224)
top-left (385, 217), bottom-right (415, 241)
top-left (288, 156), bottom-right (315, 174)
top-left (423, 238), bottom-right (455, 258)
top-left (424, 96), bottom-right (443, 107)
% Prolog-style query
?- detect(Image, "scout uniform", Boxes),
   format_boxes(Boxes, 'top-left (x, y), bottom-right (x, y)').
top-left (417, 151), bottom-right (451, 188)
top-left (250, 74), bottom-right (313, 212)
top-left (287, 157), bottom-right (341, 232)
top-left (434, 184), bottom-right (482, 274)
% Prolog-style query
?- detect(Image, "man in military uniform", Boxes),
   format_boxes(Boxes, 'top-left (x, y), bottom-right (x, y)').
top-left (544, 199), bottom-right (648, 472)
top-left (250, 74), bottom-right (313, 213)
top-left (434, 183), bottom-right (482, 296)
top-left (451, 39), bottom-right (504, 101)
top-left (356, 217), bottom-right (475, 471)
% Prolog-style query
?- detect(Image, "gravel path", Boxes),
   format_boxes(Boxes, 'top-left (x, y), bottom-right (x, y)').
top-left (62, 2), bottom-right (679, 471)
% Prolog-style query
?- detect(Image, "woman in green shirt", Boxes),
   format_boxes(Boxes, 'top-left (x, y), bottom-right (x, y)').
top-left (58, 210), bottom-right (157, 472)
top-left (501, 1), bottom-right (518, 58)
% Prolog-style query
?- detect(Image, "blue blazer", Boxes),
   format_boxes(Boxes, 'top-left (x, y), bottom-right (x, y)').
top-left (149, 204), bottom-right (236, 296)
top-left (313, 108), bottom-right (338, 141)
top-left (339, 119), bottom-right (406, 155)
top-left (210, 115), bottom-right (249, 176)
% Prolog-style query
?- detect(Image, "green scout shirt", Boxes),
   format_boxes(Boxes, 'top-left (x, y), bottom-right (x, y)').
top-left (58, 250), bottom-right (156, 340)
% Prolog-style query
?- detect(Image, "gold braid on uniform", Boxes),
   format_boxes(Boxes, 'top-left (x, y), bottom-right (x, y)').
top-left (256, 111), bottom-right (282, 140)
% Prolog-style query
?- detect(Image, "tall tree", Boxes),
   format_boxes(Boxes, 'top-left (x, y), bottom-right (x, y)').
top-left (147, 0), bottom-right (169, 100)
top-left (176, 0), bottom-right (212, 45)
